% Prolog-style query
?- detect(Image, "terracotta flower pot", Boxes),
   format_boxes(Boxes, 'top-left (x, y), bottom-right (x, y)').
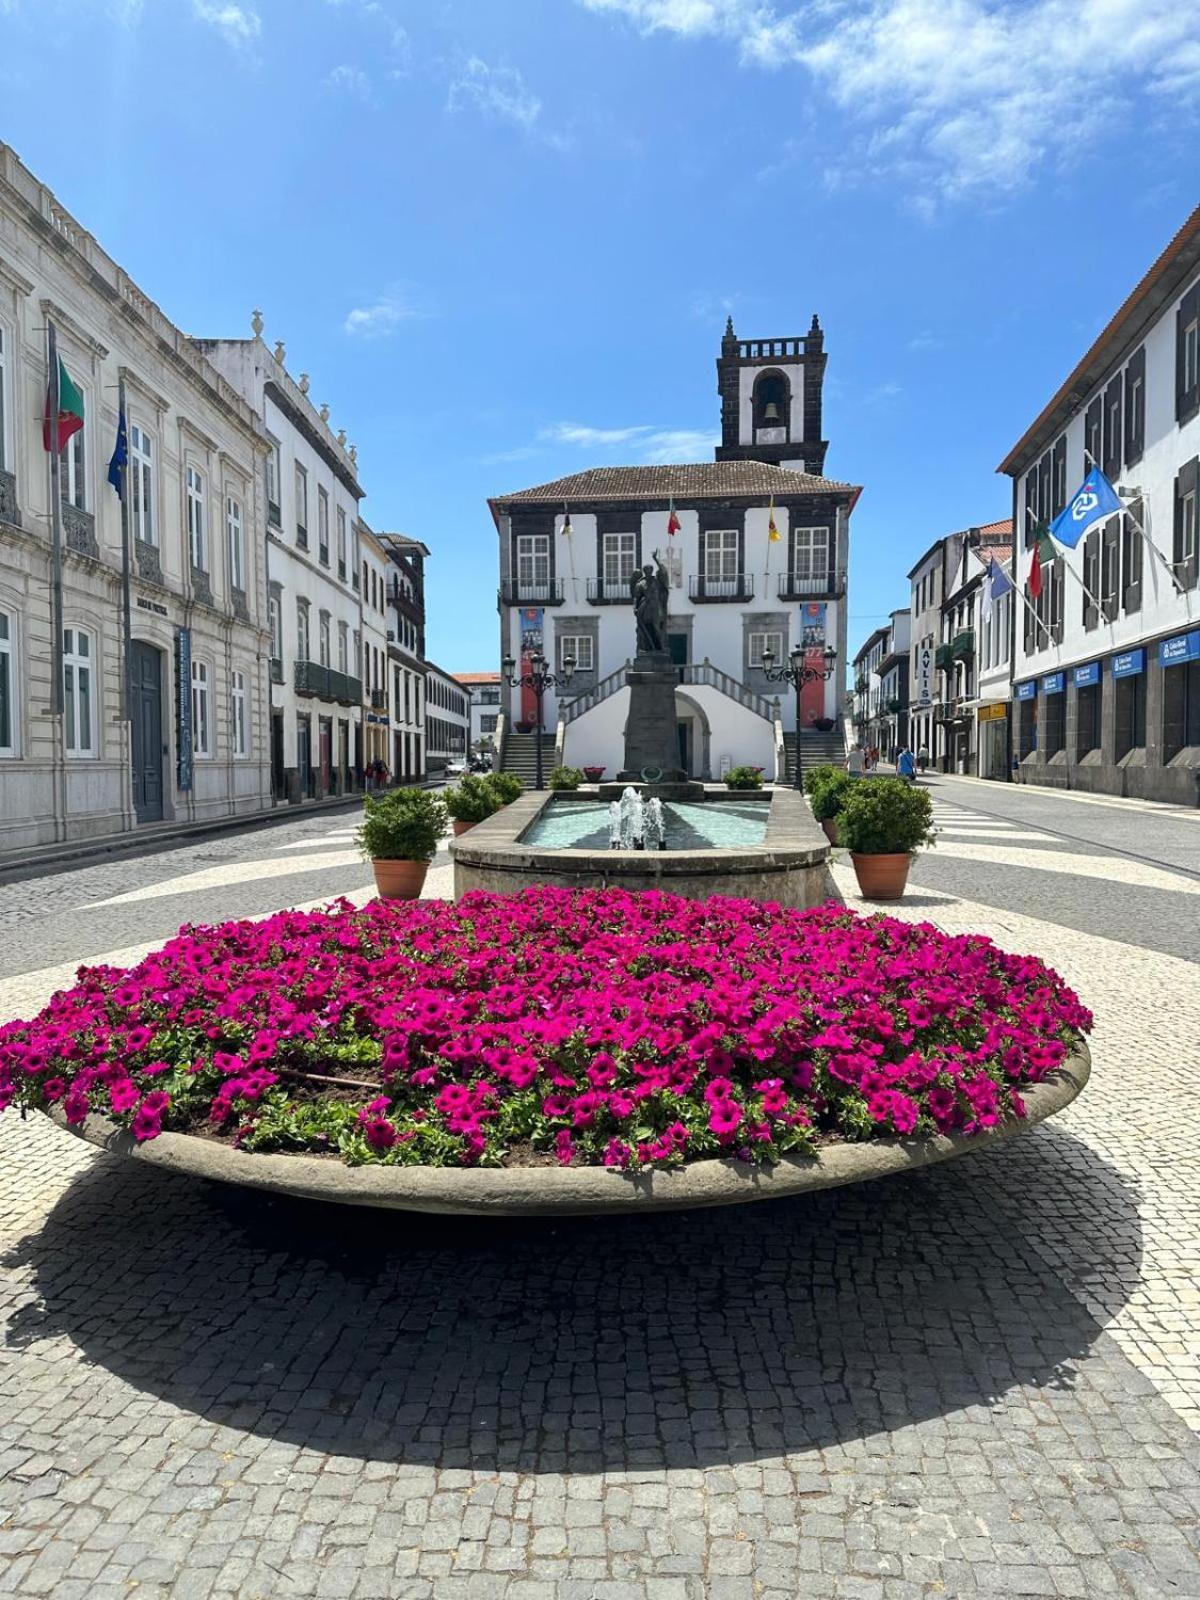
top-left (820, 818), bottom-right (839, 845)
top-left (452, 818), bottom-right (476, 836)
top-left (849, 852), bottom-right (911, 901)
top-left (371, 859), bottom-right (429, 900)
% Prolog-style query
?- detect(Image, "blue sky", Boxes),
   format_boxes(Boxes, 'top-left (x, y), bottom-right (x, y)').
top-left (3, 0), bottom-right (1199, 665)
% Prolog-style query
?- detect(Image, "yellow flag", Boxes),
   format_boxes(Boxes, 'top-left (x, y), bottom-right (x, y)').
top-left (767, 497), bottom-right (780, 543)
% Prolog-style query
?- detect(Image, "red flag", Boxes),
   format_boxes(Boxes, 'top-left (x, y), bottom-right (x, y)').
top-left (1027, 526), bottom-right (1052, 600)
top-left (666, 497), bottom-right (680, 538)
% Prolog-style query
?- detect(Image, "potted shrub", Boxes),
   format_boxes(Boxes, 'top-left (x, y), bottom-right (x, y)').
top-left (805, 768), bottom-right (855, 844)
top-left (582, 765), bottom-right (605, 782)
top-left (513, 720), bottom-right (534, 735)
top-left (836, 776), bottom-right (936, 900)
top-left (444, 773), bottom-right (502, 835)
top-left (724, 765), bottom-right (764, 790)
top-left (813, 716), bottom-right (836, 732)
top-left (356, 787), bottom-right (447, 900)
top-left (548, 765), bottom-right (584, 791)
top-left (486, 772), bottom-right (523, 805)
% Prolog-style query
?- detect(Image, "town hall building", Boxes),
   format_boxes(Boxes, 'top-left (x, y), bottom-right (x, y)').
top-left (489, 318), bottom-right (860, 783)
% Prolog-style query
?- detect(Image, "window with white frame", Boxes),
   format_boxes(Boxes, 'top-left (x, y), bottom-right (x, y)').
top-left (318, 611), bottom-right (331, 667)
top-left (130, 423), bottom-right (154, 545)
top-left (63, 414), bottom-right (87, 510)
top-left (191, 658), bottom-right (211, 757)
top-left (226, 495), bottom-right (244, 592)
top-left (704, 529), bottom-right (739, 580)
top-left (1185, 313), bottom-right (1199, 394)
top-left (63, 627), bottom-right (95, 756)
top-left (748, 631), bottom-right (783, 668)
top-left (294, 462), bottom-right (308, 543)
top-left (337, 507), bottom-right (347, 578)
top-left (0, 324), bottom-right (8, 472)
top-left (0, 609), bottom-right (14, 756)
top-left (266, 436), bottom-right (281, 525)
top-left (297, 600), bottom-right (310, 663)
top-left (792, 525), bottom-right (829, 584)
top-left (558, 634), bottom-right (593, 672)
top-left (515, 534), bottom-right (550, 585)
top-left (602, 532), bottom-right (636, 587)
top-left (268, 593), bottom-right (282, 661)
top-left (1182, 488), bottom-right (1197, 568)
top-left (318, 487), bottom-right (330, 565)
top-left (186, 465), bottom-right (206, 569)
top-left (337, 621), bottom-right (348, 674)
top-left (231, 669), bottom-right (247, 758)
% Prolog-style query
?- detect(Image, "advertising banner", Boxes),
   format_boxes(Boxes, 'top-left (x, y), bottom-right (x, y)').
top-left (916, 641), bottom-right (934, 708)
top-left (799, 602), bottom-right (828, 728)
top-left (1160, 630), bottom-right (1200, 667)
top-left (175, 627), bottom-right (192, 792)
top-left (519, 607), bottom-right (544, 726)
top-left (1073, 662), bottom-right (1101, 688)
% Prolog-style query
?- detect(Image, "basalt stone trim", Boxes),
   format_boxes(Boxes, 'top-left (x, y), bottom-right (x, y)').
top-left (47, 1042), bottom-right (1090, 1216)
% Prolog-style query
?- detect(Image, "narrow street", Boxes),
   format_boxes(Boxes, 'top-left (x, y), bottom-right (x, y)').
top-left (1, 786), bottom-right (1198, 1599)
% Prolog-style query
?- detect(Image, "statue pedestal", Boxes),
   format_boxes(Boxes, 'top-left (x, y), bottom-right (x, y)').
top-left (615, 652), bottom-right (703, 798)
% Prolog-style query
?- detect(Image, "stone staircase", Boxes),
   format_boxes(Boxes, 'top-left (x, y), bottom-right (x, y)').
top-left (782, 728), bottom-right (845, 785)
top-left (502, 732), bottom-right (557, 786)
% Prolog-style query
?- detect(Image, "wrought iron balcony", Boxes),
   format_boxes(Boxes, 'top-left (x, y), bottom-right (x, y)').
top-left (688, 573), bottom-right (754, 603)
top-left (586, 577), bottom-right (633, 604)
top-left (370, 688), bottom-right (387, 709)
top-left (499, 578), bottom-right (565, 606)
top-left (269, 656), bottom-right (284, 685)
top-left (777, 571), bottom-right (845, 600)
top-left (294, 660), bottom-right (330, 698)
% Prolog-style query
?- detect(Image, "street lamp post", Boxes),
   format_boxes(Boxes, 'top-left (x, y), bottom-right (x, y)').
top-left (502, 649), bottom-right (575, 791)
top-left (761, 643), bottom-right (838, 791)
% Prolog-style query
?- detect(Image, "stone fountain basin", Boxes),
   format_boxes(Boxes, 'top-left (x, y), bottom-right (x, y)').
top-left (47, 1042), bottom-right (1089, 1217)
top-left (451, 787), bottom-right (834, 908)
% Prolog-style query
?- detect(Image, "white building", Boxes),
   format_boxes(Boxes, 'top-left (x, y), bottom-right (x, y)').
top-left (488, 319), bottom-right (859, 783)
top-left (0, 144), bottom-right (270, 860)
top-left (852, 609), bottom-right (911, 759)
top-left (380, 533), bottom-right (429, 783)
top-left (425, 663), bottom-right (470, 772)
top-left (199, 326), bottom-right (365, 803)
top-left (454, 671), bottom-right (502, 753)
top-left (999, 204), bottom-right (1200, 805)
top-left (358, 521), bottom-right (392, 781)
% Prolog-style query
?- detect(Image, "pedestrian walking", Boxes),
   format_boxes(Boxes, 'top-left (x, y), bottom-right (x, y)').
top-left (917, 744), bottom-right (929, 773)
top-left (897, 746), bottom-right (916, 783)
top-left (845, 747), bottom-right (864, 777)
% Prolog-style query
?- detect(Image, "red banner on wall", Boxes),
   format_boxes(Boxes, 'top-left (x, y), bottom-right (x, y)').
top-left (519, 608), bottom-right (544, 726)
top-left (799, 602), bottom-right (828, 728)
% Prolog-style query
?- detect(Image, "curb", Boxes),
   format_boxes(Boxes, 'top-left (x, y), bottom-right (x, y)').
top-left (46, 1040), bottom-right (1090, 1217)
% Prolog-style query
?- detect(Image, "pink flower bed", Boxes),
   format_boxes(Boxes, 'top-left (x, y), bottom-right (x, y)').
top-left (0, 888), bottom-right (1090, 1170)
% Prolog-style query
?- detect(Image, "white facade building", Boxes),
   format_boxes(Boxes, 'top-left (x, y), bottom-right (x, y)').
top-left (999, 205), bottom-right (1200, 805)
top-left (852, 610), bottom-right (911, 759)
top-left (199, 328), bottom-right (365, 803)
top-left (380, 533), bottom-right (429, 783)
top-left (425, 663), bottom-right (470, 771)
top-left (0, 145), bottom-right (270, 860)
top-left (358, 522), bottom-right (392, 780)
top-left (454, 672), bottom-right (502, 752)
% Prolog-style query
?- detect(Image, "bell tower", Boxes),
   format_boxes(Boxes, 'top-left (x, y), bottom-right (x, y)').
top-left (715, 314), bottom-right (829, 475)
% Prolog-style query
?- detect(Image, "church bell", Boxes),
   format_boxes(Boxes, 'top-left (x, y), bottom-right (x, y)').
top-left (762, 400), bottom-right (781, 422)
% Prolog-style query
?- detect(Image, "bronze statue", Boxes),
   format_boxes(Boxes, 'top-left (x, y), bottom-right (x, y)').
top-left (632, 554), bottom-right (670, 655)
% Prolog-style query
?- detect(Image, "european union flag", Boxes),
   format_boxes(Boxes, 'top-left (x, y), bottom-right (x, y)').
top-left (1049, 467), bottom-right (1123, 549)
top-left (107, 404), bottom-right (128, 496)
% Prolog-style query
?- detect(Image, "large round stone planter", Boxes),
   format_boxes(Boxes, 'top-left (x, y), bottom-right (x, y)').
top-left (45, 1041), bottom-right (1089, 1218)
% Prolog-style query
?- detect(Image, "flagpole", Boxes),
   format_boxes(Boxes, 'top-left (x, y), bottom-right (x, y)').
top-left (1027, 502), bottom-right (1108, 616)
top-left (1118, 490), bottom-right (1188, 597)
top-left (966, 528), bottom-right (1053, 645)
top-left (46, 321), bottom-right (67, 843)
top-left (118, 375), bottom-right (133, 720)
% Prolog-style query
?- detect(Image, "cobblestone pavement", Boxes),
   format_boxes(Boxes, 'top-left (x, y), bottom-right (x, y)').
top-left (2, 790), bottom-right (1200, 1598)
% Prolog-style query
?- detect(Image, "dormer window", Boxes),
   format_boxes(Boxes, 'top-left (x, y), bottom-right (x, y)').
top-left (753, 370), bottom-right (790, 441)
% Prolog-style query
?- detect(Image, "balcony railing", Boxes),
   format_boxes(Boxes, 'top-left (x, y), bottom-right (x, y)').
top-left (500, 578), bottom-right (565, 605)
top-left (294, 661), bottom-right (360, 704)
top-left (370, 688), bottom-right (387, 709)
top-left (586, 576), bottom-right (634, 604)
top-left (777, 571), bottom-right (845, 600)
top-left (269, 656), bottom-right (284, 685)
top-left (688, 573), bottom-right (754, 603)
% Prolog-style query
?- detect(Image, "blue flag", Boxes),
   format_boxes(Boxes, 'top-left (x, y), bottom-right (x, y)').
top-left (107, 404), bottom-right (128, 495)
top-left (980, 556), bottom-right (1013, 623)
top-left (1049, 466), bottom-right (1123, 549)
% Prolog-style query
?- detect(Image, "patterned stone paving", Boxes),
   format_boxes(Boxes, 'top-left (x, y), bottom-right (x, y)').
top-left (1, 782), bottom-right (1198, 1597)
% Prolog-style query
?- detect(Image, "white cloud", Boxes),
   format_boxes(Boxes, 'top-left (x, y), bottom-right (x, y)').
top-left (324, 64), bottom-right (374, 102)
top-left (541, 422), bottom-right (650, 447)
top-left (447, 57), bottom-right (542, 132)
top-left (540, 421), bottom-right (720, 461)
top-left (191, 1), bottom-right (260, 46)
top-left (579, 0), bottom-right (1200, 202)
top-left (343, 290), bottom-right (422, 337)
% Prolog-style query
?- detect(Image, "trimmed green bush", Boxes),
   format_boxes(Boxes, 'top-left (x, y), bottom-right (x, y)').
top-left (548, 766), bottom-right (584, 791)
top-left (724, 765), bottom-right (764, 790)
top-left (802, 763), bottom-right (844, 799)
top-left (807, 769), bottom-right (856, 822)
top-left (356, 787), bottom-right (447, 862)
top-left (486, 772), bottom-right (523, 805)
top-left (444, 773), bottom-right (503, 825)
top-left (836, 777), bottom-right (936, 856)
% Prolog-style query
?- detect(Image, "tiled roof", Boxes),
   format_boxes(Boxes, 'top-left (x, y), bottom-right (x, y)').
top-left (453, 672), bottom-right (501, 685)
top-left (490, 461), bottom-right (860, 508)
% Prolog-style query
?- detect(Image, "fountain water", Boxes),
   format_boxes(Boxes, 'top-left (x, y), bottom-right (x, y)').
top-left (608, 786), bottom-right (667, 850)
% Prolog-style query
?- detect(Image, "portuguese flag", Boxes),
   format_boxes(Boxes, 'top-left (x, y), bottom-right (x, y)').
top-left (1027, 525), bottom-right (1054, 600)
top-left (43, 356), bottom-right (84, 452)
top-left (666, 497), bottom-right (681, 537)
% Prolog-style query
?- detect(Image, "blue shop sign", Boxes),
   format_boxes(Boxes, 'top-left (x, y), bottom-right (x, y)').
top-left (1112, 647), bottom-right (1146, 678)
top-left (1042, 671), bottom-right (1065, 695)
top-left (1015, 680), bottom-right (1037, 701)
top-left (1159, 629), bottom-right (1200, 668)
top-left (1073, 661), bottom-right (1101, 688)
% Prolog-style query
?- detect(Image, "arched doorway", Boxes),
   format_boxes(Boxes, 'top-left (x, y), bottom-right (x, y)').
top-left (674, 689), bottom-right (711, 780)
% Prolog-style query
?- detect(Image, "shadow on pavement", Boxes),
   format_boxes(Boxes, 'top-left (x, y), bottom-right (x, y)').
top-left (5, 1125), bottom-right (1144, 1473)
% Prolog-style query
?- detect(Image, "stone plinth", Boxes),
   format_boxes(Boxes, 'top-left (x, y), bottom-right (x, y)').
top-left (618, 651), bottom-right (690, 785)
